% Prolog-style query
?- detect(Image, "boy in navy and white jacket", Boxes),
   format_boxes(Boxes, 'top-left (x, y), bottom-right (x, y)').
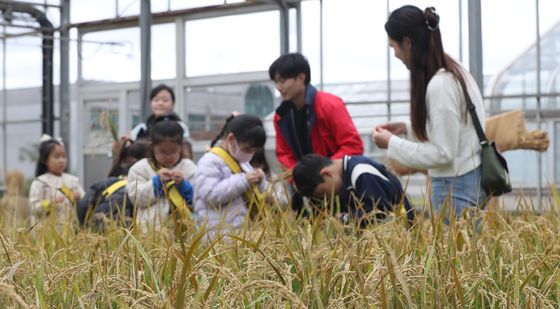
top-left (292, 154), bottom-right (414, 226)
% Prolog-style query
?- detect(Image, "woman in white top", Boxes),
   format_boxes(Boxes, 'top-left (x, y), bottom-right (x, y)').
top-left (372, 6), bottom-right (486, 216)
top-left (130, 84), bottom-right (190, 142)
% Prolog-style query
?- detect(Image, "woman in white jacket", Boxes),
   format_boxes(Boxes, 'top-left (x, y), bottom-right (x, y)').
top-left (127, 118), bottom-right (196, 231)
top-left (373, 6), bottom-right (486, 216)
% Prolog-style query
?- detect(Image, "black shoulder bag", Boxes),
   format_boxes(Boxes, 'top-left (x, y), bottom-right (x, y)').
top-left (466, 93), bottom-right (512, 196)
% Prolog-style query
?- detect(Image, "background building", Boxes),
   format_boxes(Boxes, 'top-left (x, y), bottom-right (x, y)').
top-left (0, 0), bottom-right (558, 203)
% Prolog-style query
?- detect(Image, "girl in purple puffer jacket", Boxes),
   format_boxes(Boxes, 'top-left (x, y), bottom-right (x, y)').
top-left (194, 114), bottom-right (267, 240)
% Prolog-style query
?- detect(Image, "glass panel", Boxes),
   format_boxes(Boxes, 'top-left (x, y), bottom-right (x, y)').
top-left (82, 27), bottom-right (140, 82)
top-left (70, 28), bottom-right (79, 84)
top-left (289, 8), bottom-right (298, 53)
top-left (322, 0), bottom-right (388, 83)
top-left (117, 0), bottom-right (140, 17)
top-left (483, 0), bottom-right (537, 96)
top-left (170, 0), bottom-right (222, 11)
top-left (188, 114), bottom-right (206, 132)
top-left (152, 23), bottom-right (176, 80)
top-left (300, 1), bottom-right (320, 84)
top-left (6, 36), bottom-right (42, 88)
top-left (185, 11), bottom-right (280, 76)
top-left (152, 1), bottom-right (170, 13)
top-left (127, 90), bottom-right (141, 129)
top-left (83, 99), bottom-right (119, 155)
top-left (539, 0), bottom-right (560, 96)
top-left (52, 32), bottom-right (60, 86)
top-left (184, 82), bottom-right (277, 140)
top-left (83, 99), bottom-right (116, 187)
top-left (7, 122), bottom-right (42, 177)
top-left (6, 88), bottom-right (42, 120)
top-left (503, 122), bottom-right (549, 187)
top-left (491, 97), bottom-right (539, 112)
top-left (81, 24), bottom-right (172, 83)
top-left (46, 7), bottom-right (61, 29)
top-left (71, 0), bottom-right (116, 23)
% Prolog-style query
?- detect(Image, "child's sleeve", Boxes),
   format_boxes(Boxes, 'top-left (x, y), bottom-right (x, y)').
top-left (28, 180), bottom-right (47, 218)
top-left (126, 164), bottom-right (159, 209)
top-left (195, 156), bottom-right (250, 206)
top-left (349, 174), bottom-right (386, 223)
top-left (175, 180), bottom-right (193, 205)
top-left (350, 168), bottom-right (406, 226)
top-left (71, 176), bottom-right (85, 199)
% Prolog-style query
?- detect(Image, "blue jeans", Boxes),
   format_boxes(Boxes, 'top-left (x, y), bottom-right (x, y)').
top-left (431, 166), bottom-right (486, 217)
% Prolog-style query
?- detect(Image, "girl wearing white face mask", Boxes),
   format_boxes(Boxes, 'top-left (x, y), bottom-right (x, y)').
top-left (194, 114), bottom-right (267, 240)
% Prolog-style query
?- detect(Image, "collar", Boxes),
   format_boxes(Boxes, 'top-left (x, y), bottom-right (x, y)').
top-left (339, 155), bottom-right (352, 202)
top-left (276, 84), bottom-right (317, 116)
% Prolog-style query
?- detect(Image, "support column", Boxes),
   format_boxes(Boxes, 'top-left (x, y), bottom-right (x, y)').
top-left (140, 0), bottom-right (152, 121)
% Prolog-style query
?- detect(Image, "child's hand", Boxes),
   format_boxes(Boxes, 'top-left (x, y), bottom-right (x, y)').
top-left (73, 191), bottom-right (82, 200)
top-left (53, 193), bottom-right (66, 204)
top-left (254, 168), bottom-right (265, 181)
top-left (157, 168), bottom-right (173, 182)
top-left (171, 171), bottom-right (184, 184)
top-left (246, 169), bottom-right (265, 185)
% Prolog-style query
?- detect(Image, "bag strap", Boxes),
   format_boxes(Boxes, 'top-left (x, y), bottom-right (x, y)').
top-left (209, 146), bottom-right (264, 209)
top-left (59, 185), bottom-right (76, 204)
top-left (148, 160), bottom-right (192, 221)
top-left (459, 76), bottom-right (488, 145)
top-left (102, 179), bottom-right (128, 197)
top-left (209, 147), bottom-right (243, 173)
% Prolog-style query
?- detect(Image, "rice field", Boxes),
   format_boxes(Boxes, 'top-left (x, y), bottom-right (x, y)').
top-left (1, 189), bottom-right (560, 308)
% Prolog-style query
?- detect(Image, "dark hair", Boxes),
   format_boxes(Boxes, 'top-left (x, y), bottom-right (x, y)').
top-left (249, 148), bottom-right (270, 176)
top-left (108, 139), bottom-right (148, 177)
top-left (210, 114), bottom-right (266, 149)
top-left (149, 118), bottom-right (185, 166)
top-left (35, 139), bottom-right (65, 177)
top-left (385, 6), bottom-right (470, 141)
top-left (269, 53), bottom-right (311, 85)
top-left (292, 154), bottom-right (332, 197)
top-left (150, 84), bottom-right (175, 103)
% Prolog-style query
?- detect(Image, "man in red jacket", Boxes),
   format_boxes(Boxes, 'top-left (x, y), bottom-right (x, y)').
top-left (269, 53), bottom-right (364, 170)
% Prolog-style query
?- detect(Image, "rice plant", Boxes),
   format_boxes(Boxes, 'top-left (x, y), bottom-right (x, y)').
top-left (0, 189), bottom-right (559, 308)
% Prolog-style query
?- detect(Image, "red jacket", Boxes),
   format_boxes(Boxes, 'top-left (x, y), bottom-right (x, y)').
top-left (274, 85), bottom-right (364, 169)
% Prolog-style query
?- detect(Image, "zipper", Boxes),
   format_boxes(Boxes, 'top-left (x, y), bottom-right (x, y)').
top-left (290, 108), bottom-right (304, 157)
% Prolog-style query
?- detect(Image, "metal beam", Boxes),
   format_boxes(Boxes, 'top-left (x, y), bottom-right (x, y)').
top-left (175, 17), bottom-right (186, 122)
top-left (0, 1), bottom-right (55, 135)
top-left (71, 2), bottom-right (281, 34)
top-left (277, 0), bottom-right (289, 54)
top-left (60, 0), bottom-right (70, 159)
top-left (295, 2), bottom-right (302, 52)
top-left (319, 0), bottom-right (324, 90)
top-left (535, 0), bottom-right (542, 211)
top-left (2, 26), bottom-right (6, 178)
top-left (139, 0), bottom-right (151, 121)
top-left (468, 0), bottom-right (483, 90)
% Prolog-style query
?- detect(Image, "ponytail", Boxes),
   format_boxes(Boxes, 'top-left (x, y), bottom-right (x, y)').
top-left (210, 114), bottom-right (236, 147)
top-left (210, 114), bottom-right (266, 149)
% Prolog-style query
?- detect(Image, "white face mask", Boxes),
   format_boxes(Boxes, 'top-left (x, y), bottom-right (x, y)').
top-left (229, 139), bottom-right (255, 163)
